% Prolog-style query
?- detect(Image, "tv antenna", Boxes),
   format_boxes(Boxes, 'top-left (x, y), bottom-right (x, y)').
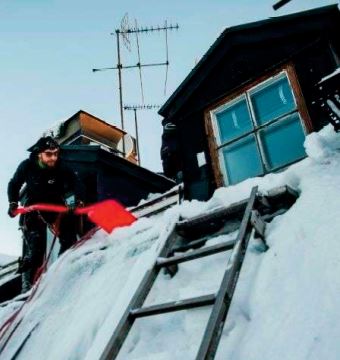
top-left (93, 14), bottom-right (179, 154)
top-left (273, 0), bottom-right (293, 10)
top-left (123, 104), bottom-right (161, 165)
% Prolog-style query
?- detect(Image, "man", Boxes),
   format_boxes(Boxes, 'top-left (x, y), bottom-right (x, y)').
top-left (7, 136), bottom-right (85, 292)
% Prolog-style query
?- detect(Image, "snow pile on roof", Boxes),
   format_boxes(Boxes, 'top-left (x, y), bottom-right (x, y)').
top-left (0, 125), bottom-right (340, 359)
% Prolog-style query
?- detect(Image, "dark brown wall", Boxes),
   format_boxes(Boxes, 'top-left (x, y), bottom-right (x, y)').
top-left (161, 9), bottom-right (340, 200)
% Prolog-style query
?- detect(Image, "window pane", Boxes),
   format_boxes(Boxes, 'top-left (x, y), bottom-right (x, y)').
top-left (221, 135), bottom-right (263, 185)
top-left (251, 76), bottom-right (296, 125)
top-left (260, 114), bottom-right (306, 170)
top-left (215, 98), bottom-right (253, 144)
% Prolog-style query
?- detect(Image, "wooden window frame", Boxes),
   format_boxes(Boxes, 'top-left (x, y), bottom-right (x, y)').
top-left (204, 62), bottom-right (313, 187)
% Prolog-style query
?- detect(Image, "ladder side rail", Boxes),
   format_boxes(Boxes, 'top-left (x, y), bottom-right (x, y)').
top-left (195, 186), bottom-right (258, 360)
top-left (99, 227), bottom-right (179, 360)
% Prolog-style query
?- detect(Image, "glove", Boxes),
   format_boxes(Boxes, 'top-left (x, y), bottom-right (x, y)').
top-left (8, 202), bottom-right (18, 218)
top-left (67, 200), bottom-right (84, 213)
top-left (77, 200), bottom-right (85, 208)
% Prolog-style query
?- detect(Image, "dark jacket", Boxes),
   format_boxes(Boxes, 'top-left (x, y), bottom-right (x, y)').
top-left (7, 156), bottom-right (85, 206)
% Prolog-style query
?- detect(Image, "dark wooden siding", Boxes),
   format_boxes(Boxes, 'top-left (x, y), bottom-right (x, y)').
top-left (161, 6), bottom-right (340, 200)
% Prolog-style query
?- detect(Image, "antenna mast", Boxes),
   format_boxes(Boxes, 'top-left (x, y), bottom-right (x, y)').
top-left (123, 104), bottom-right (161, 165)
top-left (93, 15), bottom-right (179, 155)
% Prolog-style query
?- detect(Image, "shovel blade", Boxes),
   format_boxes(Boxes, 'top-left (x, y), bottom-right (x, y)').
top-left (77, 200), bottom-right (137, 233)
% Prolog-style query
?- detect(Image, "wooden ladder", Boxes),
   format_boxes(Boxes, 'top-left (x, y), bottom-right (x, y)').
top-left (99, 186), bottom-right (280, 359)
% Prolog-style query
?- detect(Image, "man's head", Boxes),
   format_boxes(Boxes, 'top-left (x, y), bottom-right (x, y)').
top-left (31, 136), bottom-right (60, 168)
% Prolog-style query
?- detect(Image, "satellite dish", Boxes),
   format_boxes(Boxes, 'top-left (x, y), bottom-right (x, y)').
top-left (117, 134), bottom-right (135, 157)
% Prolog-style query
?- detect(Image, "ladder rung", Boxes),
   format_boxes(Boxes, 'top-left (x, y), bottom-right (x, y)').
top-left (172, 237), bottom-right (209, 253)
top-left (176, 199), bottom-right (247, 231)
top-left (130, 294), bottom-right (216, 319)
top-left (157, 239), bottom-right (235, 267)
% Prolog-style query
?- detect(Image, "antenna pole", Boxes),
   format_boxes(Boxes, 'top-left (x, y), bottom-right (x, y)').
top-left (124, 104), bottom-right (161, 166)
top-left (133, 108), bottom-right (140, 165)
top-left (116, 29), bottom-right (125, 155)
top-left (93, 18), bottom-right (179, 160)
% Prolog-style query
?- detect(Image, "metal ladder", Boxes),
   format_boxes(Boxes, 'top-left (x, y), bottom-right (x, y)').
top-left (100, 186), bottom-right (294, 359)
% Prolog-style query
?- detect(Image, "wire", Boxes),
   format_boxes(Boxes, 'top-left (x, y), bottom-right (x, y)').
top-left (135, 19), bottom-right (145, 104)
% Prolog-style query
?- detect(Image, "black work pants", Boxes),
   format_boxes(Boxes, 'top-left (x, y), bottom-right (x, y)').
top-left (20, 211), bottom-right (78, 291)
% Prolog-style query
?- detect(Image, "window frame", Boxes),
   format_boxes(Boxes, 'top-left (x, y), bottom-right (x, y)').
top-left (205, 63), bottom-right (313, 187)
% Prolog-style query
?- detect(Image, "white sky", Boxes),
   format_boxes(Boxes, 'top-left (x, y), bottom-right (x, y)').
top-left (0, 0), bottom-right (336, 255)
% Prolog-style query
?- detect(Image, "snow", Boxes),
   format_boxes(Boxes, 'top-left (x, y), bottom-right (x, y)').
top-left (327, 99), bottom-right (340, 118)
top-left (0, 254), bottom-right (16, 267)
top-left (319, 67), bottom-right (340, 83)
top-left (0, 124), bottom-right (339, 359)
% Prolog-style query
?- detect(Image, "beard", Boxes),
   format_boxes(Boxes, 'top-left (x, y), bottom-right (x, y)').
top-left (45, 160), bottom-right (57, 167)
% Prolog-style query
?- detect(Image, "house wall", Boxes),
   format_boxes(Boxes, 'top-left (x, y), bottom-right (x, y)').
top-left (61, 147), bottom-right (175, 208)
top-left (163, 18), bottom-right (339, 200)
top-left (97, 165), bottom-right (158, 207)
top-left (294, 40), bottom-right (340, 131)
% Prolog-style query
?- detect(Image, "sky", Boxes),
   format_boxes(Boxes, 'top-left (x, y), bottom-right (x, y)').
top-left (0, 0), bottom-right (336, 256)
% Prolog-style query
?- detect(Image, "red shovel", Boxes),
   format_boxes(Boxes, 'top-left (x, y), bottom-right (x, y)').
top-left (14, 200), bottom-right (137, 234)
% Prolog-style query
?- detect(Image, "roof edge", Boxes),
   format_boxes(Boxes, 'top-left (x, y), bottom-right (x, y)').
top-left (158, 4), bottom-right (339, 119)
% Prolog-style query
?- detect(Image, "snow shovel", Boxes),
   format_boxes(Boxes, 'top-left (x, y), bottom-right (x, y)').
top-left (14, 200), bottom-right (137, 233)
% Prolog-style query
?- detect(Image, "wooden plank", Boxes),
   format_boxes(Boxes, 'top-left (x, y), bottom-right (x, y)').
top-left (176, 185), bottom-right (297, 238)
top-left (173, 207), bottom-right (249, 253)
top-left (266, 185), bottom-right (299, 212)
top-left (176, 199), bottom-right (247, 232)
top-left (195, 186), bottom-right (258, 360)
top-left (130, 294), bottom-right (216, 319)
top-left (157, 239), bottom-right (235, 267)
top-left (99, 227), bottom-right (179, 360)
top-left (131, 186), bottom-right (181, 212)
top-left (286, 63), bottom-right (314, 133)
top-left (250, 210), bottom-right (266, 239)
top-left (204, 110), bottom-right (224, 187)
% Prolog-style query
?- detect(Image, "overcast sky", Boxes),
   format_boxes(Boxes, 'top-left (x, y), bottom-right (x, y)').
top-left (0, 0), bottom-right (336, 256)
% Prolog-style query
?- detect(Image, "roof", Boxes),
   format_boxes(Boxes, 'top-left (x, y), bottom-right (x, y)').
top-left (63, 110), bottom-right (126, 136)
top-left (159, 4), bottom-right (339, 120)
top-left (28, 110), bottom-right (127, 152)
top-left (60, 145), bottom-right (175, 190)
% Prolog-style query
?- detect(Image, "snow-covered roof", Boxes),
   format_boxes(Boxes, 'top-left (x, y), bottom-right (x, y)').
top-left (0, 125), bottom-right (340, 359)
top-left (0, 254), bottom-right (16, 268)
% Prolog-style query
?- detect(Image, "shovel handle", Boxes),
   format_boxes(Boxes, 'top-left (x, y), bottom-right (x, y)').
top-left (14, 204), bottom-right (69, 216)
top-left (74, 206), bottom-right (94, 215)
top-left (13, 200), bottom-right (136, 233)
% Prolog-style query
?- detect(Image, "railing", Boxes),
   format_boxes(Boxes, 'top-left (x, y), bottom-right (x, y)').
top-left (130, 184), bottom-right (183, 218)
